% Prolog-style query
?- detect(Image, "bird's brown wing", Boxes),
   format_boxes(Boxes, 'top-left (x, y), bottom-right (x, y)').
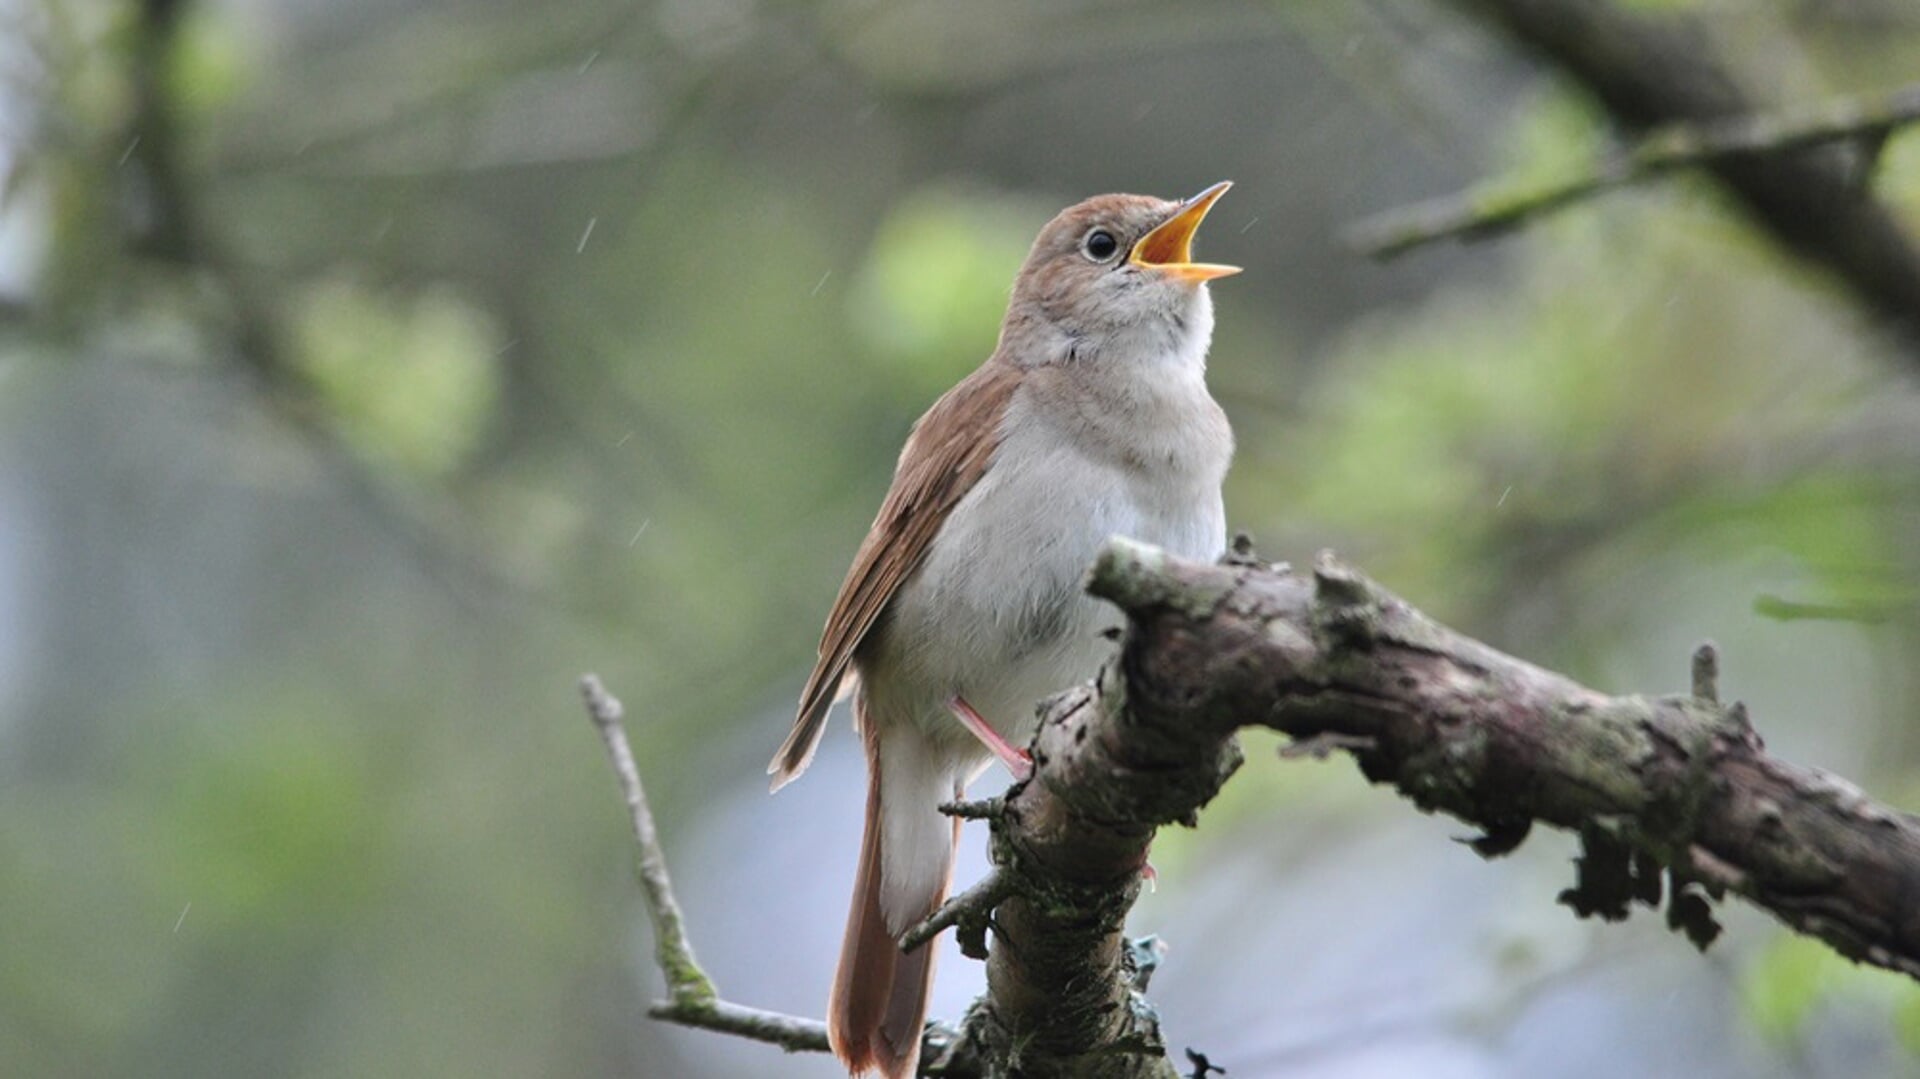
top-left (768, 359), bottom-right (1021, 790)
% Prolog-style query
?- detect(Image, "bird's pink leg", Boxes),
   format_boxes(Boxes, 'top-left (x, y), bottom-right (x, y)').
top-left (947, 695), bottom-right (1034, 781)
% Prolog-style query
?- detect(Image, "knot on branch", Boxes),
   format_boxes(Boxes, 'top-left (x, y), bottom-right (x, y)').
top-left (1310, 549), bottom-right (1370, 605)
top-left (1218, 532), bottom-right (1290, 577)
top-left (1691, 642), bottom-right (1719, 704)
top-left (1221, 531), bottom-right (1261, 568)
top-left (1310, 550), bottom-right (1391, 650)
top-left (1626, 645), bottom-right (1763, 864)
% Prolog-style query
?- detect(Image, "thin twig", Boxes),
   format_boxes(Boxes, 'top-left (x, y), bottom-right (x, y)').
top-left (578, 674), bottom-right (830, 1054)
top-left (646, 999), bottom-right (831, 1055)
top-left (1347, 81), bottom-right (1920, 259)
top-left (938, 796), bottom-right (1003, 821)
top-left (1691, 642), bottom-right (1719, 704)
top-left (900, 869), bottom-right (1015, 955)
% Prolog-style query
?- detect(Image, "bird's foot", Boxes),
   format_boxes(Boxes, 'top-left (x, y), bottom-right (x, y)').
top-left (947, 695), bottom-right (1034, 782)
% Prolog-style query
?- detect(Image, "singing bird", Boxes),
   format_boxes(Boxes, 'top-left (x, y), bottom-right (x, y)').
top-left (769, 182), bottom-right (1239, 1078)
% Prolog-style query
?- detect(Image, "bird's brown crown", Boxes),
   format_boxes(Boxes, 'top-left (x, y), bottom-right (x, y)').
top-left (1012, 194), bottom-right (1181, 309)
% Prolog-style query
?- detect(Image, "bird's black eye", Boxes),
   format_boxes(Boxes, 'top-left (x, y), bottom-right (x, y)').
top-left (1082, 228), bottom-right (1120, 262)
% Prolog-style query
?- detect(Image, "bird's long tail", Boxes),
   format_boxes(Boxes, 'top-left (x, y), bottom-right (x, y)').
top-left (828, 705), bottom-right (958, 1078)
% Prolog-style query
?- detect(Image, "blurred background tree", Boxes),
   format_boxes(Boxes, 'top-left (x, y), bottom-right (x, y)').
top-left (3, 0), bottom-right (1919, 1076)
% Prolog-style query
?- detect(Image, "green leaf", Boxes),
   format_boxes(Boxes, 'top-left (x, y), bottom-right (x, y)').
top-left (1742, 931), bottom-right (1920, 1057)
top-left (849, 187), bottom-right (1042, 391)
top-left (293, 278), bottom-right (503, 479)
top-left (1741, 934), bottom-right (1832, 1043)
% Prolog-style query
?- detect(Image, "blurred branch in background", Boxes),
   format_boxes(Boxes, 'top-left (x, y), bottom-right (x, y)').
top-left (1348, 81), bottom-right (1920, 259)
top-left (116, 0), bottom-right (540, 607)
top-left (1450, 0), bottom-right (1920, 354)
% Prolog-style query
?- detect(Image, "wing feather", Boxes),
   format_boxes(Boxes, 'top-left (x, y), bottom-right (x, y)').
top-left (767, 359), bottom-right (1020, 789)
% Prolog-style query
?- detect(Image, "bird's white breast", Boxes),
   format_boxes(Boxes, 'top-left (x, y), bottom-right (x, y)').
top-left (867, 350), bottom-right (1231, 765)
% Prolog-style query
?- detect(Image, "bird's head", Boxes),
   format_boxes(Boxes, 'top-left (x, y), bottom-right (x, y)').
top-left (1002, 181), bottom-right (1239, 368)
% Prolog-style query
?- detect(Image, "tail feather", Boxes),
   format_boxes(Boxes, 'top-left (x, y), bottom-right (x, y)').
top-left (769, 672), bottom-right (859, 792)
top-left (829, 706), bottom-right (958, 1078)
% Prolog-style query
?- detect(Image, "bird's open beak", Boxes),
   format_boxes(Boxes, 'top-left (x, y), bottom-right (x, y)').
top-left (1129, 181), bottom-right (1241, 284)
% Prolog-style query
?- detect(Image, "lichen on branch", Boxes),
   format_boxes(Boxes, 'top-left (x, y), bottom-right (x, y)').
top-left (1084, 538), bottom-right (1920, 980)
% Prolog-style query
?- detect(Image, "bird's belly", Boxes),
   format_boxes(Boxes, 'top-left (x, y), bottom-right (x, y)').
top-left (865, 444), bottom-right (1224, 761)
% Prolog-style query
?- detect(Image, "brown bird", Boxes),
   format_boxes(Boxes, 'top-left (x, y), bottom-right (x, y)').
top-left (770, 182), bottom-right (1239, 1078)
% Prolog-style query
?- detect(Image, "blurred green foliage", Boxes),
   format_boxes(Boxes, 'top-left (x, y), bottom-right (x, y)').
top-left (1742, 933), bottom-right (1920, 1055)
top-left (294, 278), bottom-right (502, 478)
top-left (5, 1), bottom-right (1920, 1076)
top-left (850, 187), bottom-right (1041, 379)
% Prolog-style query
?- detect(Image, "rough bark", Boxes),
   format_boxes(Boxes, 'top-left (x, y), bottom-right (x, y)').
top-left (1052, 539), bottom-right (1920, 979)
top-left (605, 540), bottom-right (1920, 1075)
top-left (946, 538), bottom-right (1920, 1072)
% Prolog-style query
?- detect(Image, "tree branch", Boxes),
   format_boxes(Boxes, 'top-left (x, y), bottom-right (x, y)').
top-left (1347, 81), bottom-right (1920, 259)
top-left (902, 868), bottom-right (1013, 960)
top-left (578, 675), bottom-right (833, 1056)
top-left (587, 537), bottom-right (1920, 1074)
top-left (1078, 539), bottom-right (1920, 979)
